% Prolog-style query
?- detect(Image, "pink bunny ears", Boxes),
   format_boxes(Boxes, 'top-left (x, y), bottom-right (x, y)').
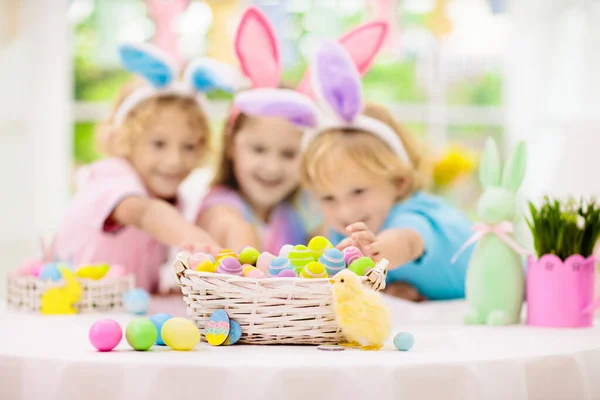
top-left (234, 6), bottom-right (389, 95)
top-left (235, 40), bottom-right (412, 166)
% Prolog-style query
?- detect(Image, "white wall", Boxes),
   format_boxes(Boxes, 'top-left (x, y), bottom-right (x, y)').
top-left (0, 0), bottom-right (71, 297)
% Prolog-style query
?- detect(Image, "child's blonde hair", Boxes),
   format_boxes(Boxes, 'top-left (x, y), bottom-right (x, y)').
top-left (96, 78), bottom-right (211, 165)
top-left (301, 102), bottom-right (430, 198)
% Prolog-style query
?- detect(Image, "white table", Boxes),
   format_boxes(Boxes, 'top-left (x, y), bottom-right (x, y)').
top-left (1, 297), bottom-right (600, 400)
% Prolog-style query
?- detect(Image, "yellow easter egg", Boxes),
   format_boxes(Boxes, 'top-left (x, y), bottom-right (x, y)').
top-left (242, 264), bottom-right (258, 276)
top-left (196, 260), bottom-right (217, 273)
top-left (75, 266), bottom-right (95, 279)
top-left (216, 249), bottom-right (237, 264)
top-left (161, 317), bottom-right (201, 351)
top-left (300, 261), bottom-right (327, 279)
top-left (307, 236), bottom-right (333, 260)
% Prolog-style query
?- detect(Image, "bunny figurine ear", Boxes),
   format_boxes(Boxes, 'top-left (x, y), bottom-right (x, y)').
top-left (183, 58), bottom-right (237, 93)
top-left (501, 141), bottom-right (527, 192)
top-left (479, 137), bottom-right (502, 189)
top-left (234, 88), bottom-right (319, 128)
top-left (311, 40), bottom-right (363, 123)
top-left (234, 6), bottom-right (281, 88)
top-left (297, 20), bottom-right (388, 97)
top-left (118, 42), bottom-right (180, 88)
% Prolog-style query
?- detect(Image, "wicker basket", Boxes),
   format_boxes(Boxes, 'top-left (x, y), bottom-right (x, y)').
top-left (6, 273), bottom-right (134, 313)
top-left (173, 251), bottom-right (388, 345)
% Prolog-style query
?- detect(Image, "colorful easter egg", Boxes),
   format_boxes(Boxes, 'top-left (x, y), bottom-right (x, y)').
top-left (123, 288), bottom-right (151, 315)
top-left (348, 257), bottom-right (375, 276)
top-left (247, 269), bottom-right (266, 278)
top-left (256, 252), bottom-right (275, 273)
top-left (161, 317), bottom-right (200, 351)
top-left (288, 245), bottom-right (315, 274)
top-left (308, 236), bottom-right (333, 260)
top-left (89, 319), bottom-right (122, 352)
top-left (300, 261), bottom-right (327, 279)
top-left (105, 264), bottom-right (126, 278)
top-left (215, 249), bottom-right (237, 264)
top-left (125, 318), bottom-right (157, 351)
top-left (149, 313), bottom-right (173, 346)
top-left (268, 257), bottom-right (293, 277)
top-left (205, 310), bottom-right (230, 346)
top-left (76, 265), bottom-right (105, 280)
top-left (242, 264), bottom-right (257, 276)
top-left (342, 246), bottom-right (363, 266)
top-left (196, 260), bottom-right (217, 273)
top-left (239, 247), bottom-right (260, 265)
top-left (319, 248), bottom-right (346, 276)
top-left (189, 252), bottom-right (212, 268)
top-left (279, 244), bottom-right (294, 258)
top-left (223, 320), bottom-right (242, 345)
top-left (39, 263), bottom-right (62, 281)
top-left (393, 332), bottom-right (414, 351)
top-left (216, 257), bottom-right (244, 276)
top-left (96, 263), bottom-right (110, 278)
top-left (16, 258), bottom-right (43, 276)
top-left (276, 269), bottom-right (297, 278)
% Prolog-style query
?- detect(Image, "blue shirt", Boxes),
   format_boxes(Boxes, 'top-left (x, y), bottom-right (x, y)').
top-left (328, 192), bottom-right (473, 300)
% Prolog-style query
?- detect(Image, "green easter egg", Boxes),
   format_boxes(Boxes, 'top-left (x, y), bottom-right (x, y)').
top-left (126, 318), bottom-right (157, 351)
top-left (239, 247), bottom-right (260, 265)
top-left (348, 257), bottom-right (375, 276)
top-left (288, 245), bottom-right (315, 273)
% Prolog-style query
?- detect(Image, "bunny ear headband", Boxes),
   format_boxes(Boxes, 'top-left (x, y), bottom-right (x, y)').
top-left (234, 40), bottom-right (412, 166)
top-left (114, 41), bottom-right (236, 126)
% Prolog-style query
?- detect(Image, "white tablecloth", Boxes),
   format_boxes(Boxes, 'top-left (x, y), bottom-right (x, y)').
top-left (1, 297), bottom-right (600, 400)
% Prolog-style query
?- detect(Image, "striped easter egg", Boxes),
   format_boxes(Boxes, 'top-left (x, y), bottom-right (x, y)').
top-left (319, 248), bottom-right (346, 276)
top-left (288, 245), bottom-right (315, 274)
top-left (342, 246), bottom-right (363, 266)
top-left (268, 257), bottom-right (293, 277)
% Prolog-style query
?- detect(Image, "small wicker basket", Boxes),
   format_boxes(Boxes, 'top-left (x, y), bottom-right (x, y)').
top-left (6, 273), bottom-right (134, 313)
top-left (173, 251), bottom-right (388, 345)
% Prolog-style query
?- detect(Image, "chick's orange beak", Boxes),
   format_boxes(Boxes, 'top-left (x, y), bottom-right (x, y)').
top-left (328, 279), bottom-right (335, 284)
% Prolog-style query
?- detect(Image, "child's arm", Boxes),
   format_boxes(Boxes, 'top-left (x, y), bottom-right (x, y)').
top-left (196, 205), bottom-right (262, 253)
top-left (111, 196), bottom-right (221, 253)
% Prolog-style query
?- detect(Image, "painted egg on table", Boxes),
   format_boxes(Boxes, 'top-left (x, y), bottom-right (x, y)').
top-left (189, 252), bottom-right (212, 269)
top-left (268, 257), bottom-right (293, 277)
top-left (348, 257), bottom-right (375, 276)
top-left (216, 257), bottom-right (244, 276)
top-left (223, 320), bottom-right (242, 345)
top-left (256, 251), bottom-right (275, 273)
top-left (123, 288), bottom-right (151, 315)
top-left (393, 332), bottom-right (414, 351)
top-left (247, 269), bottom-right (266, 278)
top-left (279, 244), bottom-right (294, 258)
top-left (205, 310), bottom-right (230, 346)
top-left (308, 236), bottom-right (333, 260)
top-left (288, 245), bottom-right (315, 274)
top-left (319, 248), bottom-right (346, 277)
top-left (342, 246), bottom-right (363, 266)
top-left (149, 313), bottom-right (173, 345)
top-left (300, 261), bottom-right (327, 279)
top-left (196, 260), bottom-right (217, 273)
top-left (239, 247), bottom-right (260, 265)
top-left (125, 318), bottom-right (157, 351)
top-left (276, 269), bottom-right (297, 278)
top-left (161, 317), bottom-right (200, 351)
top-left (215, 249), bottom-right (237, 264)
top-left (39, 263), bottom-right (62, 281)
top-left (89, 319), bottom-right (123, 352)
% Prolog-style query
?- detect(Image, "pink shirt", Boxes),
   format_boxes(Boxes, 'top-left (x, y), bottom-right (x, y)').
top-left (54, 158), bottom-right (174, 293)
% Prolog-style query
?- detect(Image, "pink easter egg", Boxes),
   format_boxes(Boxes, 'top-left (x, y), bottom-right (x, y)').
top-left (276, 269), bottom-right (297, 278)
top-left (256, 252), bottom-right (275, 273)
top-left (106, 264), bottom-right (126, 278)
top-left (247, 269), bottom-right (266, 278)
top-left (89, 319), bottom-right (123, 352)
top-left (342, 246), bottom-right (363, 266)
top-left (217, 257), bottom-right (244, 276)
top-left (189, 252), bottom-right (212, 268)
top-left (30, 263), bottom-right (43, 278)
top-left (16, 259), bottom-right (43, 276)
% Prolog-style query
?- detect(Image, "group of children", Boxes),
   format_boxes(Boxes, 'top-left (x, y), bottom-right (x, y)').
top-left (53, 7), bottom-right (474, 301)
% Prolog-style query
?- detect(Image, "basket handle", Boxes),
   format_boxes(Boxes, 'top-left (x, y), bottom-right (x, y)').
top-left (172, 251), bottom-right (192, 284)
top-left (364, 258), bottom-right (389, 291)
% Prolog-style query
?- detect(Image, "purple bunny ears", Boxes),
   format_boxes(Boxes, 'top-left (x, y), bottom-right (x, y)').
top-left (235, 41), bottom-right (412, 165)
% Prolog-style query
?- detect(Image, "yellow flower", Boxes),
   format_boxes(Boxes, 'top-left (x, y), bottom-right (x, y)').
top-left (433, 146), bottom-right (476, 188)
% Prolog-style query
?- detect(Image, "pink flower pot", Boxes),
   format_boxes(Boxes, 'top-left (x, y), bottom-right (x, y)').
top-left (527, 254), bottom-right (600, 327)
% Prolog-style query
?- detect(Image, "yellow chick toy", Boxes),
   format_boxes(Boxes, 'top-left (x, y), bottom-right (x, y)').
top-left (329, 269), bottom-right (392, 351)
top-left (41, 267), bottom-right (82, 315)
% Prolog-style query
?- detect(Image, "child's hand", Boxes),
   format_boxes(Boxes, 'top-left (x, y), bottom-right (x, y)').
top-left (383, 281), bottom-right (427, 302)
top-left (180, 242), bottom-right (221, 257)
top-left (336, 222), bottom-right (381, 260)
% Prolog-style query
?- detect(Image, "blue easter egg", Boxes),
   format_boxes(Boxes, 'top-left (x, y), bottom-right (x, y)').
top-left (268, 256), bottom-right (292, 277)
top-left (206, 310), bottom-right (230, 346)
top-left (319, 248), bottom-right (346, 276)
top-left (393, 332), bottom-right (414, 351)
top-left (39, 263), bottom-right (62, 281)
top-left (226, 320), bottom-right (242, 345)
top-left (150, 313), bottom-right (173, 345)
top-left (123, 288), bottom-right (150, 315)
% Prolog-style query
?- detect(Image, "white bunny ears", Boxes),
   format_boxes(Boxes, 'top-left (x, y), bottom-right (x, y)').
top-left (114, 41), bottom-right (236, 126)
top-left (234, 40), bottom-right (412, 166)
